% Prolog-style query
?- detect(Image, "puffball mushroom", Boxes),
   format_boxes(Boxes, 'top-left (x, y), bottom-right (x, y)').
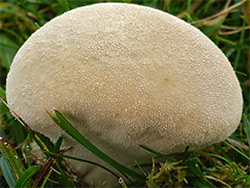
top-left (6, 2), bottom-right (242, 187)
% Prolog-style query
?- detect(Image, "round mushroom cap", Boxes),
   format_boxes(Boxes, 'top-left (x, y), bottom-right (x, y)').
top-left (6, 3), bottom-right (242, 186)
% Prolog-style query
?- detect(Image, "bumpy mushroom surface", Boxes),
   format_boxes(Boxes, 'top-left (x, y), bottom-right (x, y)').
top-left (6, 3), bottom-right (242, 187)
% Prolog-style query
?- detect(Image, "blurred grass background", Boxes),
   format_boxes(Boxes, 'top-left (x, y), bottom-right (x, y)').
top-left (0, 0), bottom-right (249, 187)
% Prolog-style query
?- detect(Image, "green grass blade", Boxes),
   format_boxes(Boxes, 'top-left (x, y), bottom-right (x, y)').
top-left (130, 156), bottom-right (161, 168)
top-left (10, 120), bottom-right (27, 145)
top-left (0, 136), bottom-right (25, 177)
top-left (0, 155), bottom-right (17, 187)
top-left (43, 150), bottom-right (120, 180)
top-left (34, 131), bottom-right (55, 151)
top-left (245, 175), bottom-right (250, 188)
top-left (54, 110), bottom-right (145, 182)
top-left (185, 156), bottom-right (216, 187)
top-left (235, 71), bottom-right (247, 77)
top-left (57, 0), bottom-right (70, 11)
top-left (223, 141), bottom-right (250, 161)
top-left (53, 162), bottom-right (76, 188)
top-left (234, 16), bottom-right (246, 70)
top-left (196, 152), bottom-right (231, 164)
top-left (0, 97), bottom-right (51, 157)
top-left (133, 161), bottom-right (147, 177)
top-left (15, 166), bottom-right (41, 188)
top-left (0, 87), bottom-right (8, 114)
top-left (0, 99), bottom-right (76, 187)
top-left (139, 145), bottom-right (175, 162)
top-left (0, 87), bottom-right (6, 100)
top-left (40, 170), bottom-right (53, 188)
top-left (0, 33), bottom-right (19, 71)
top-left (53, 135), bottom-right (63, 152)
top-left (16, 125), bottom-right (50, 158)
top-left (242, 114), bottom-right (250, 157)
top-left (0, 101), bottom-right (9, 114)
top-left (24, 137), bottom-right (32, 168)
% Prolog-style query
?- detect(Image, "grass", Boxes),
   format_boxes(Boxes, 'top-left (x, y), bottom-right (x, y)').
top-left (0, 0), bottom-right (249, 187)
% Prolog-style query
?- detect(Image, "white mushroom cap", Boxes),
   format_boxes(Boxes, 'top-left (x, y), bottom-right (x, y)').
top-left (6, 3), bottom-right (242, 186)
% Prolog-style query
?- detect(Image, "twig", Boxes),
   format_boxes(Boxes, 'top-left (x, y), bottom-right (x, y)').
top-left (190, 0), bottom-right (246, 25)
top-left (0, 98), bottom-right (34, 134)
top-left (32, 146), bottom-right (73, 188)
top-left (226, 138), bottom-right (249, 150)
top-left (202, 0), bottom-right (231, 26)
top-left (0, 97), bottom-right (50, 152)
top-left (219, 25), bottom-right (250, 35)
top-left (24, 150), bottom-right (61, 175)
top-left (204, 175), bottom-right (231, 188)
top-left (221, 25), bottom-right (248, 29)
top-left (24, 150), bottom-right (46, 164)
top-left (219, 27), bottom-right (250, 35)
